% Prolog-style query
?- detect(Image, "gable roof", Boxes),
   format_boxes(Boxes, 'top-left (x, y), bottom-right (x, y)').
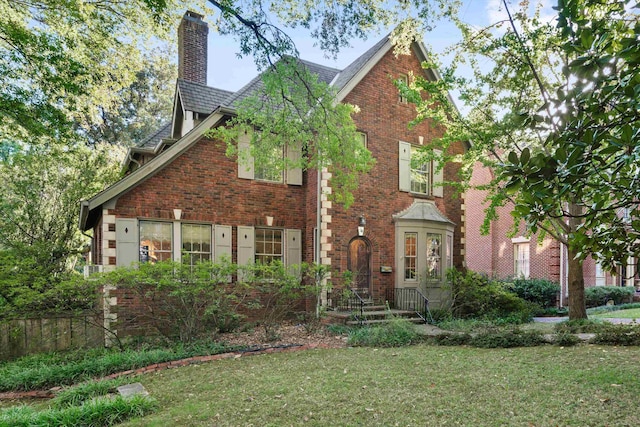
top-left (135, 122), bottom-right (172, 151)
top-left (80, 109), bottom-right (228, 230)
top-left (221, 58), bottom-right (340, 108)
top-left (80, 33), bottom-right (451, 231)
top-left (177, 79), bottom-right (233, 114)
top-left (332, 35), bottom-right (390, 93)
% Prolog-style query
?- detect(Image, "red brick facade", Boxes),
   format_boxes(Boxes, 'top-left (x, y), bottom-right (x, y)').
top-left (466, 163), bottom-right (634, 305)
top-left (83, 32), bottom-right (467, 338)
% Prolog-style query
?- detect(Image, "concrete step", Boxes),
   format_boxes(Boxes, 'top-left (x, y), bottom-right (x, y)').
top-left (346, 317), bottom-right (425, 326)
top-left (326, 308), bottom-right (426, 325)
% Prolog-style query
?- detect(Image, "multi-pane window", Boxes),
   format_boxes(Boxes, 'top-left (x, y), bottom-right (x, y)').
top-left (514, 243), bottom-right (530, 278)
top-left (182, 224), bottom-right (211, 266)
top-left (446, 235), bottom-right (453, 269)
top-left (404, 233), bottom-right (417, 280)
top-left (139, 221), bottom-right (172, 263)
top-left (255, 228), bottom-right (283, 264)
top-left (426, 233), bottom-right (441, 280)
top-left (255, 146), bottom-right (284, 182)
top-left (410, 147), bottom-right (429, 195)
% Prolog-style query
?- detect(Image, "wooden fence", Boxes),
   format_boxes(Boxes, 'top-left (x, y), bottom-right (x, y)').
top-left (0, 312), bottom-right (104, 361)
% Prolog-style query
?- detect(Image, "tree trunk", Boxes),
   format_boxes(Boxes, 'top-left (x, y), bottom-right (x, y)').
top-left (567, 247), bottom-right (587, 320)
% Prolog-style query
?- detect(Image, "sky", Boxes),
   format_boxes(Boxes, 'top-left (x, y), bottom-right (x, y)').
top-left (204, 0), bottom-right (555, 92)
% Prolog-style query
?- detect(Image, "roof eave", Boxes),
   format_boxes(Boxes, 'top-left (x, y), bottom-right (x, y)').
top-left (79, 110), bottom-right (226, 231)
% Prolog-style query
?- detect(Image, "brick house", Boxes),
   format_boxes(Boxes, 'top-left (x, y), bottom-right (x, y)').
top-left (79, 12), bottom-right (467, 334)
top-left (466, 163), bottom-right (637, 306)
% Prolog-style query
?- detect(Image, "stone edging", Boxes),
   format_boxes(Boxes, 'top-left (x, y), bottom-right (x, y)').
top-left (0, 343), bottom-right (333, 401)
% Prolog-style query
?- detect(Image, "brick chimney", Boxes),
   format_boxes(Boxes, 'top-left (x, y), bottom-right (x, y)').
top-left (178, 11), bottom-right (208, 84)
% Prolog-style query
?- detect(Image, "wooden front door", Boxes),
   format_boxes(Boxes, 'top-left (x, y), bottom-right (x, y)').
top-left (348, 237), bottom-right (371, 298)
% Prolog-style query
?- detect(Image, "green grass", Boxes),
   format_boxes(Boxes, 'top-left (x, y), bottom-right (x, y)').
top-left (0, 341), bottom-right (239, 392)
top-left (116, 345), bottom-right (640, 427)
top-left (0, 395), bottom-right (156, 427)
top-left (594, 308), bottom-right (640, 319)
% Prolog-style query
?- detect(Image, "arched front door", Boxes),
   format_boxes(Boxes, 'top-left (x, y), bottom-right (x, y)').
top-left (348, 237), bottom-right (371, 298)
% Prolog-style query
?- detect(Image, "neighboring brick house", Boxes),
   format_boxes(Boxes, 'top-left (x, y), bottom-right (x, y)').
top-left (466, 163), bottom-right (637, 306)
top-left (79, 12), bottom-right (467, 336)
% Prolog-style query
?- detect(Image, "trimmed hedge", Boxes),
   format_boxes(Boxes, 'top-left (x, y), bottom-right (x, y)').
top-left (447, 269), bottom-right (536, 322)
top-left (507, 278), bottom-right (560, 309)
top-left (584, 286), bottom-right (634, 308)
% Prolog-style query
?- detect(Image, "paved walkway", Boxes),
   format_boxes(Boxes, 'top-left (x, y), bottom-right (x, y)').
top-left (533, 316), bottom-right (640, 324)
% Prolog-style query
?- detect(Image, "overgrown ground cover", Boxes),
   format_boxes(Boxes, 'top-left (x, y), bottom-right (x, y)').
top-left (118, 344), bottom-right (640, 427)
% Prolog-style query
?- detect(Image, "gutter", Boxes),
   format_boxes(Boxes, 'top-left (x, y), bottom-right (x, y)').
top-left (79, 200), bottom-right (90, 231)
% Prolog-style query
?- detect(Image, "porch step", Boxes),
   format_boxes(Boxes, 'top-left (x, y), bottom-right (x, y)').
top-left (345, 317), bottom-right (426, 326)
top-left (326, 308), bottom-right (426, 325)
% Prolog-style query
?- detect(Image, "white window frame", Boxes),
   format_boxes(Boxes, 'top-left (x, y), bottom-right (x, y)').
top-left (181, 223), bottom-right (212, 266)
top-left (399, 141), bottom-right (443, 197)
top-left (410, 146), bottom-right (431, 195)
top-left (513, 239), bottom-right (530, 279)
top-left (255, 228), bottom-right (284, 264)
top-left (254, 145), bottom-right (284, 183)
top-left (139, 221), bottom-right (173, 263)
top-left (404, 232), bottom-right (418, 281)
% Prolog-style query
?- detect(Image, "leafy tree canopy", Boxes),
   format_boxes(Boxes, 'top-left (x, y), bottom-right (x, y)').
top-left (0, 0), bottom-right (179, 142)
top-left (405, 0), bottom-right (639, 318)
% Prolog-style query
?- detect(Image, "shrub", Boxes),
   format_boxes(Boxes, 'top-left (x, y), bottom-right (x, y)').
top-left (0, 249), bottom-right (98, 318)
top-left (347, 317), bottom-right (421, 347)
top-left (590, 325), bottom-right (640, 346)
top-left (469, 328), bottom-right (548, 348)
top-left (447, 269), bottom-right (535, 322)
top-left (0, 395), bottom-right (156, 427)
top-left (507, 278), bottom-right (560, 309)
top-left (240, 261), bottom-right (319, 341)
top-left (554, 319), bottom-right (607, 334)
top-left (436, 318), bottom-right (498, 333)
top-left (99, 258), bottom-right (248, 342)
top-left (432, 332), bottom-right (472, 346)
top-left (553, 331), bottom-right (581, 347)
top-left (584, 286), bottom-right (634, 308)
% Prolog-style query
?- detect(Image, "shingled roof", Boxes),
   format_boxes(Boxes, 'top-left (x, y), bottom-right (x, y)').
top-left (331, 35), bottom-right (390, 92)
top-left (216, 58), bottom-right (341, 109)
top-left (136, 122), bottom-right (172, 150)
top-left (177, 79), bottom-right (234, 114)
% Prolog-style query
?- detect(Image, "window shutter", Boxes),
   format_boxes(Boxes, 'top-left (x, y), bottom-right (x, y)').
top-left (115, 218), bottom-right (139, 267)
top-left (399, 141), bottom-right (411, 192)
top-left (286, 229), bottom-right (302, 277)
top-left (214, 225), bottom-right (232, 262)
top-left (237, 226), bottom-right (255, 280)
top-left (286, 143), bottom-right (303, 185)
top-left (237, 131), bottom-right (254, 179)
top-left (432, 149), bottom-right (444, 198)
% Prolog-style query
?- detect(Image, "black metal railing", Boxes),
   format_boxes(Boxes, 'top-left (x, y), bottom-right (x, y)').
top-left (386, 287), bottom-right (433, 324)
top-left (329, 287), bottom-right (367, 323)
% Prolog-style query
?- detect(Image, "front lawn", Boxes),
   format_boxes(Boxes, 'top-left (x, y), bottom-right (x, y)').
top-left (594, 308), bottom-right (640, 319)
top-left (118, 344), bottom-right (640, 426)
